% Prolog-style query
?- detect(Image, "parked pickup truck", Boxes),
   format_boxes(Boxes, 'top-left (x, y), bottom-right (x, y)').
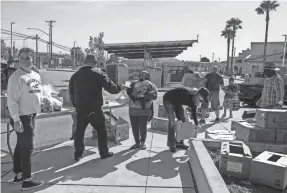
top-left (238, 70), bottom-right (287, 106)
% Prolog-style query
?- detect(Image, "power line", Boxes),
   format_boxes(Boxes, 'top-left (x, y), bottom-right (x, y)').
top-left (1, 29), bottom-right (71, 50)
top-left (1, 30), bottom-right (71, 52)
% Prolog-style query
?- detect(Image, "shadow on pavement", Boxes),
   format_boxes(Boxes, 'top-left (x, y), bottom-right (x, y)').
top-left (2, 140), bottom-right (138, 193)
top-left (126, 150), bottom-right (188, 180)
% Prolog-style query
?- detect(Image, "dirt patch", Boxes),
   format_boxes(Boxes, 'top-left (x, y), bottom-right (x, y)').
top-left (206, 148), bottom-right (286, 193)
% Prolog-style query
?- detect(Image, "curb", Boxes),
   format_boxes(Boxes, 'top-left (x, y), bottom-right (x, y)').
top-left (187, 140), bottom-right (230, 193)
top-left (45, 68), bottom-right (77, 72)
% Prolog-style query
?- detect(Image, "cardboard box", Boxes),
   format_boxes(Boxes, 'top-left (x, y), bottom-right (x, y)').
top-left (255, 109), bottom-right (287, 129)
top-left (250, 151), bottom-right (287, 190)
top-left (276, 129), bottom-right (287, 144)
top-left (151, 117), bottom-right (169, 132)
top-left (219, 141), bottom-right (252, 180)
top-left (175, 121), bottom-right (197, 141)
top-left (103, 112), bottom-right (129, 143)
top-left (205, 128), bottom-right (235, 140)
top-left (1, 96), bottom-right (10, 118)
top-left (233, 121), bottom-right (276, 143)
top-left (158, 104), bottom-right (167, 118)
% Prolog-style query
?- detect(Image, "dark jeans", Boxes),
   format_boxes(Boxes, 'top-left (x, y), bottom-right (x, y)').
top-left (129, 115), bottom-right (149, 144)
top-left (163, 101), bottom-right (187, 148)
top-left (74, 109), bottom-right (108, 156)
top-left (10, 114), bottom-right (36, 179)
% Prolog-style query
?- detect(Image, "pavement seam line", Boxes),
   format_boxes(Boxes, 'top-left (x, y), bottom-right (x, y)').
top-left (145, 130), bottom-right (154, 193)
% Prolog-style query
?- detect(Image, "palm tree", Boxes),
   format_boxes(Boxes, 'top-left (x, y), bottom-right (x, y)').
top-left (255, 0), bottom-right (280, 63)
top-left (221, 28), bottom-right (233, 74)
top-left (226, 17), bottom-right (243, 75)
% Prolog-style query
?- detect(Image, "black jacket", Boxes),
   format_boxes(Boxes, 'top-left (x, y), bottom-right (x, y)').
top-left (69, 66), bottom-right (121, 111)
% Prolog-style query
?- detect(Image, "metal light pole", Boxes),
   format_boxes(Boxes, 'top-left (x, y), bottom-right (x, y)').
top-left (283, 34), bottom-right (287, 67)
top-left (10, 22), bottom-right (15, 56)
top-left (35, 34), bottom-right (39, 69)
top-left (212, 53), bottom-right (214, 62)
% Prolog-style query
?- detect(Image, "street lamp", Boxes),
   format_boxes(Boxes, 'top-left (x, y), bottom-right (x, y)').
top-left (23, 36), bottom-right (33, 48)
top-left (283, 34), bottom-right (287, 67)
top-left (27, 28), bottom-right (49, 36)
top-left (11, 22), bottom-right (15, 56)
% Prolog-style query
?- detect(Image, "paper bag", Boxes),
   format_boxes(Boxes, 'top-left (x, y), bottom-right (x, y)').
top-left (175, 121), bottom-right (197, 141)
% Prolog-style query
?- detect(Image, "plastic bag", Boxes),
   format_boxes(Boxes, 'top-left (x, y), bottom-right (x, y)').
top-left (115, 90), bottom-right (132, 106)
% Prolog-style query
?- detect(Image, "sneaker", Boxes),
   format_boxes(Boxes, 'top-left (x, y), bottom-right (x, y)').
top-left (100, 152), bottom-right (114, 159)
top-left (169, 147), bottom-right (176, 152)
top-left (129, 143), bottom-right (140, 150)
top-left (139, 142), bottom-right (146, 150)
top-left (21, 179), bottom-right (44, 191)
top-left (199, 119), bottom-right (206, 125)
top-left (13, 173), bottom-right (23, 184)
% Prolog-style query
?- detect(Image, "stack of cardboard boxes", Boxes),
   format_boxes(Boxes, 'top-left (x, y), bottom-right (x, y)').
top-left (151, 104), bottom-right (169, 132)
top-left (232, 109), bottom-right (287, 144)
top-left (225, 109), bottom-right (287, 190)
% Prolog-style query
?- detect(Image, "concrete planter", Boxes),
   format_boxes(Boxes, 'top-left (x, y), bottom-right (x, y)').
top-left (187, 140), bottom-right (230, 193)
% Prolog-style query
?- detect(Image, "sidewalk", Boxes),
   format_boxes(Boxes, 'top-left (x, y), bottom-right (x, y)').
top-left (1, 127), bottom-right (196, 193)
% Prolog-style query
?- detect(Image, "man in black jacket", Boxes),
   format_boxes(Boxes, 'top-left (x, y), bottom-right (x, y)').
top-left (69, 55), bottom-right (122, 161)
top-left (163, 87), bottom-right (209, 152)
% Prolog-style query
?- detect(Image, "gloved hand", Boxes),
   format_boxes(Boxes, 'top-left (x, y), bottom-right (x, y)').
top-left (195, 125), bottom-right (201, 131)
top-left (278, 101), bottom-right (283, 106)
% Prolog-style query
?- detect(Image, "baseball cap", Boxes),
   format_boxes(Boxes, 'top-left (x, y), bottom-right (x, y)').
top-left (264, 62), bottom-right (280, 71)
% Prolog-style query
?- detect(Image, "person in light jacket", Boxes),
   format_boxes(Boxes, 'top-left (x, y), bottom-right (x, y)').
top-left (7, 48), bottom-right (44, 191)
top-left (127, 70), bottom-right (158, 150)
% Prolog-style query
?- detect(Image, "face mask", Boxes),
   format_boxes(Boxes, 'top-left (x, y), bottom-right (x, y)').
top-left (264, 69), bottom-right (275, 78)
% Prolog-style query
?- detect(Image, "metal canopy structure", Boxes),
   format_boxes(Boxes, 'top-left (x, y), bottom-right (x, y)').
top-left (104, 39), bottom-right (198, 59)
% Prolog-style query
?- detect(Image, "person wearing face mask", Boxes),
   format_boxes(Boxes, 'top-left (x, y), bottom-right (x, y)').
top-left (126, 70), bottom-right (158, 150)
top-left (256, 62), bottom-right (285, 109)
top-left (163, 87), bottom-right (209, 152)
top-left (7, 48), bottom-right (44, 190)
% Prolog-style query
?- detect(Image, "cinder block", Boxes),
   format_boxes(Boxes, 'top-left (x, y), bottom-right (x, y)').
top-left (158, 104), bottom-right (167, 118)
top-left (219, 141), bottom-right (252, 180)
top-left (175, 121), bottom-right (196, 141)
top-left (276, 129), bottom-right (287, 144)
top-left (255, 109), bottom-right (287, 129)
top-left (231, 120), bottom-right (249, 131)
top-left (233, 121), bottom-right (276, 143)
top-left (151, 116), bottom-right (169, 132)
top-left (205, 128), bottom-right (235, 140)
top-left (250, 151), bottom-right (287, 190)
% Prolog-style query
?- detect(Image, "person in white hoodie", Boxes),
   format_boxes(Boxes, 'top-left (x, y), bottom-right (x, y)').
top-left (7, 48), bottom-right (44, 191)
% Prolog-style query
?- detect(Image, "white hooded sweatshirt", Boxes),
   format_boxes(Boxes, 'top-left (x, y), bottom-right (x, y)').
top-left (7, 68), bottom-right (42, 122)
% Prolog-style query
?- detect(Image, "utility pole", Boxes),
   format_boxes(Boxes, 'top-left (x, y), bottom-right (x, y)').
top-left (219, 58), bottom-right (221, 63)
top-left (212, 53), bottom-right (214, 62)
top-left (73, 41), bottom-right (76, 68)
top-left (10, 22), bottom-right (15, 56)
top-left (35, 34), bottom-right (39, 69)
top-left (199, 55), bottom-right (201, 62)
top-left (283, 34), bottom-right (287, 67)
top-left (46, 20), bottom-right (56, 67)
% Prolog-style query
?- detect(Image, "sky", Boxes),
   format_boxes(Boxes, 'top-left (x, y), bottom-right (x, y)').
top-left (1, 0), bottom-right (287, 61)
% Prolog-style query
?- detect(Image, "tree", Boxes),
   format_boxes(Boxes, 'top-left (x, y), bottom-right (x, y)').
top-left (200, 57), bottom-right (210, 62)
top-left (71, 47), bottom-right (85, 67)
top-left (1, 39), bottom-right (9, 60)
top-left (255, 0), bottom-right (280, 63)
top-left (221, 28), bottom-right (234, 74)
top-left (226, 17), bottom-right (243, 75)
top-left (87, 32), bottom-right (106, 68)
